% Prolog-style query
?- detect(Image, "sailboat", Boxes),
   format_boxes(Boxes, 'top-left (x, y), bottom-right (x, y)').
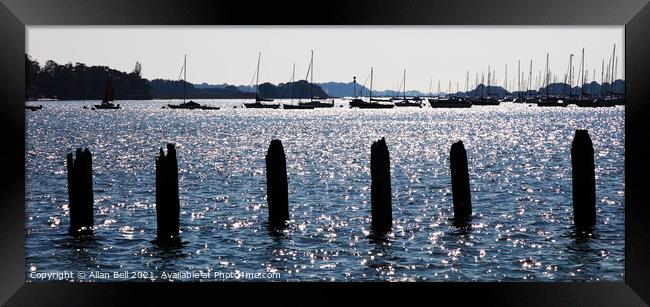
top-left (94, 79), bottom-right (121, 109)
top-left (592, 44), bottom-right (620, 107)
top-left (537, 53), bottom-right (567, 107)
top-left (349, 68), bottom-right (394, 109)
top-left (295, 50), bottom-right (333, 108)
top-left (244, 52), bottom-right (280, 109)
top-left (428, 80), bottom-right (471, 108)
top-left (25, 104), bottom-right (43, 111)
top-left (168, 55), bottom-right (219, 110)
top-left (394, 69), bottom-right (422, 107)
top-left (283, 62), bottom-right (314, 109)
top-left (469, 66), bottom-right (500, 106)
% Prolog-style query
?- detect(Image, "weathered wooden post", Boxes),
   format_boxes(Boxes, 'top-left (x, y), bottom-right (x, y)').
top-left (67, 148), bottom-right (94, 233)
top-left (266, 139), bottom-right (289, 226)
top-left (571, 130), bottom-right (596, 228)
top-left (450, 141), bottom-right (472, 220)
top-left (370, 137), bottom-right (392, 233)
top-left (156, 143), bottom-right (180, 240)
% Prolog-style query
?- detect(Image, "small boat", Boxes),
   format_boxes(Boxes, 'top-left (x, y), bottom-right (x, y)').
top-left (394, 70), bottom-right (422, 107)
top-left (298, 99), bottom-right (334, 108)
top-left (428, 96), bottom-right (472, 108)
top-left (427, 80), bottom-right (470, 108)
top-left (370, 97), bottom-right (392, 102)
top-left (512, 96), bottom-right (526, 103)
top-left (349, 69), bottom-right (394, 109)
top-left (536, 53), bottom-right (567, 107)
top-left (470, 65), bottom-right (501, 106)
top-left (167, 55), bottom-right (220, 110)
top-left (536, 97), bottom-right (568, 107)
top-left (25, 104), bottom-right (43, 111)
top-left (168, 100), bottom-right (220, 110)
top-left (283, 103), bottom-right (314, 110)
top-left (282, 63), bottom-right (314, 109)
top-left (572, 98), bottom-right (615, 108)
top-left (597, 96), bottom-right (624, 106)
top-left (94, 79), bottom-right (121, 109)
top-left (296, 51), bottom-right (334, 109)
top-left (245, 102), bottom-right (281, 109)
top-left (244, 52), bottom-right (280, 109)
top-left (394, 100), bottom-right (421, 107)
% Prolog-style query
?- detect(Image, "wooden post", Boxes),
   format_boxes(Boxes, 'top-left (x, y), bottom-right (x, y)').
top-left (450, 141), bottom-right (472, 220)
top-left (155, 143), bottom-right (180, 240)
top-left (370, 137), bottom-right (392, 232)
top-left (571, 130), bottom-right (596, 227)
top-left (266, 139), bottom-right (289, 226)
top-left (66, 148), bottom-right (93, 233)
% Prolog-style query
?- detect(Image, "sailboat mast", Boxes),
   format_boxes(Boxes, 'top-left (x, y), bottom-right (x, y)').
top-left (517, 61), bottom-right (520, 97)
top-left (256, 52), bottom-right (261, 99)
top-left (437, 80), bottom-right (441, 98)
top-left (487, 66), bottom-right (491, 97)
top-left (601, 59), bottom-right (604, 97)
top-left (504, 64), bottom-right (508, 95)
top-left (466, 70), bottom-right (469, 96)
top-left (528, 60), bottom-right (532, 98)
top-left (183, 54), bottom-right (186, 103)
top-left (310, 50), bottom-right (314, 102)
top-left (612, 57), bottom-right (618, 95)
top-left (611, 44), bottom-right (616, 93)
top-left (580, 48), bottom-right (584, 99)
top-left (291, 62), bottom-right (295, 102)
top-left (569, 54), bottom-right (574, 97)
top-left (403, 69), bottom-right (406, 99)
top-left (545, 53), bottom-right (549, 100)
top-left (370, 67), bottom-right (373, 100)
top-left (475, 73), bottom-right (478, 98)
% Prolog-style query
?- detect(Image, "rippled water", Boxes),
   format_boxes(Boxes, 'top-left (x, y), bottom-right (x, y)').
top-left (25, 99), bottom-right (624, 281)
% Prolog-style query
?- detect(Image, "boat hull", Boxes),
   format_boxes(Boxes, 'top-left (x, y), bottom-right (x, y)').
top-left (25, 105), bottom-right (43, 111)
top-left (574, 100), bottom-right (616, 108)
top-left (283, 104), bottom-right (315, 109)
top-left (535, 98), bottom-right (569, 107)
top-left (244, 102), bottom-right (280, 109)
top-left (394, 100), bottom-right (422, 107)
top-left (357, 103), bottom-right (395, 109)
top-left (299, 100), bottom-right (334, 108)
top-left (428, 101), bottom-right (471, 108)
top-left (428, 97), bottom-right (472, 108)
top-left (469, 98), bottom-right (500, 106)
top-left (349, 99), bottom-right (394, 108)
top-left (94, 104), bottom-right (120, 109)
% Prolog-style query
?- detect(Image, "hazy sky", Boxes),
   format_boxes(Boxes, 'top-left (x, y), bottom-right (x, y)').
top-left (27, 26), bottom-right (623, 91)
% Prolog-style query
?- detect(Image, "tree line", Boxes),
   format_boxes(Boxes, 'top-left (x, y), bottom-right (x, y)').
top-left (26, 55), bottom-right (150, 100)
top-left (25, 55), bottom-right (329, 100)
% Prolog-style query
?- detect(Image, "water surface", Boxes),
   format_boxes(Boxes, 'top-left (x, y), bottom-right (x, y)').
top-left (25, 99), bottom-right (624, 281)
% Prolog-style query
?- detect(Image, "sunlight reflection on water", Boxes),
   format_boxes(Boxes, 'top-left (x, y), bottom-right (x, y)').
top-left (25, 99), bottom-right (624, 281)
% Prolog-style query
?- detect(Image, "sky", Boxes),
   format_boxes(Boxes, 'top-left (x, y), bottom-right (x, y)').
top-left (27, 26), bottom-right (623, 92)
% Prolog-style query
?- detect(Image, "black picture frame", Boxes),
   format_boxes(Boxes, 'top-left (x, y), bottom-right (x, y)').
top-left (1, 0), bottom-right (649, 305)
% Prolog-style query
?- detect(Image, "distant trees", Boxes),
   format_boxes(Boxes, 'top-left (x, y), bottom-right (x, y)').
top-left (264, 80), bottom-right (329, 99)
top-left (24, 55), bottom-right (331, 100)
top-left (25, 55), bottom-right (40, 99)
top-left (25, 55), bottom-right (151, 100)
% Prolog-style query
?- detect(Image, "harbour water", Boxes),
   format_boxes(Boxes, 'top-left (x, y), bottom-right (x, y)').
top-left (25, 99), bottom-right (624, 281)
